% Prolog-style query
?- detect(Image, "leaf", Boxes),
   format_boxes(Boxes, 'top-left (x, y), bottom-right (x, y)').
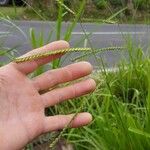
top-left (128, 127), bottom-right (150, 138)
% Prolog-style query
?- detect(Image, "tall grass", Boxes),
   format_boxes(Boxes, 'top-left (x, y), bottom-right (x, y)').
top-left (0, 16), bottom-right (27, 65)
top-left (61, 45), bottom-right (150, 150)
top-left (44, 1), bottom-right (149, 150)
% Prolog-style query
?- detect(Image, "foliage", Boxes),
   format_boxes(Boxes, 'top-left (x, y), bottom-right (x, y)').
top-left (109, 0), bottom-right (122, 6)
top-left (133, 0), bottom-right (150, 10)
top-left (62, 46), bottom-right (150, 150)
top-left (92, 0), bottom-right (108, 9)
top-left (93, 0), bottom-right (150, 10)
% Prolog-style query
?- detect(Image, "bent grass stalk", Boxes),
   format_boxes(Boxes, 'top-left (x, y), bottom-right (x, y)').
top-left (55, 0), bottom-right (128, 26)
top-left (55, 0), bottom-right (118, 24)
top-left (55, 0), bottom-right (76, 16)
top-left (49, 111), bottom-right (79, 149)
top-left (14, 47), bottom-right (125, 63)
top-left (49, 97), bottom-right (87, 149)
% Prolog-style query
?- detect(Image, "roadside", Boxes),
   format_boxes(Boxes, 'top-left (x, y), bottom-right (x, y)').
top-left (0, 6), bottom-right (149, 24)
top-left (0, 7), bottom-right (25, 19)
top-left (0, 20), bottom-right (149, 67)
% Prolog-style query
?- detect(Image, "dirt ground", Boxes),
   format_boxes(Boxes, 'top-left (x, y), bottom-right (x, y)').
top-left (33, 139), bottom-right (74, 150)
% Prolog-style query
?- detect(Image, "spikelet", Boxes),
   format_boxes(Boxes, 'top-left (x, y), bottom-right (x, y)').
top-left (55, 0), bottom-right (76, 16)
top-left (14, 47), bottom-right (125, 63)
top-left (49, 112), bottom-right (79, 149)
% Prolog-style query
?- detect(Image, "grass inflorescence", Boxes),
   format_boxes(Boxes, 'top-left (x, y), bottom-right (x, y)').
top-left (14, 47), bottom-right (125, 63)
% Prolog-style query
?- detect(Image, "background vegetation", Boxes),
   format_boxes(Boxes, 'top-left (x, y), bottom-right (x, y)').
top-left (0, 0), bottom-right (149, 23)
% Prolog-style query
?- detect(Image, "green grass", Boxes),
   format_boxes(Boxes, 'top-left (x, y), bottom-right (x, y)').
top-left (0, 7), bottom-right (25, 19)
top-left (59, 46), bottom-right (150, 150)
top-left (0, 4), bottom-right (149, 24)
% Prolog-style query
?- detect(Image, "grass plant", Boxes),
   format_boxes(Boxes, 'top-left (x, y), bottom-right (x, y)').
top-left (62, 46), bottom-right (150, 150)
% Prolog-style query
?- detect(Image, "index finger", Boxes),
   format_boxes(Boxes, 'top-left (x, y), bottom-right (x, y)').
top-left (11, 40), bottom-right (69, 74)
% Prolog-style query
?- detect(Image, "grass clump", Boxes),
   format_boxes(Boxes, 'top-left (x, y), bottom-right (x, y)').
top-left (0, 0), bottom-right (149, 23)
top-left (0, 7), bottom-right (25, 19)
top-left (56, 46), bottom-right (150, 150)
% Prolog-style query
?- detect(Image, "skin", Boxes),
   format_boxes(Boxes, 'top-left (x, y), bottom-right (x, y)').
top-left (0, 41), bottom-right (96, 150)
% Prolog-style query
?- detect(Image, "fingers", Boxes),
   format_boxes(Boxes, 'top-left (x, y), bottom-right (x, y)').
top-left (32, 62), bottom-right (93, 91)
top-left (12, 40), bottom-right (69, 74)
top-left (43, 112), bottom-right (92, 132)
top-left (41, 79), bottom-right (96, 107)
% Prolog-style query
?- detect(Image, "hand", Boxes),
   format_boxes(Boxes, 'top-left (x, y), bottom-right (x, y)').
top-left (0, 41), bottom-right (96, 150)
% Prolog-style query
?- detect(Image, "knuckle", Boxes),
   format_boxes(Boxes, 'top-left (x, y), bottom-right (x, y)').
top-left (65, 67), bottom-right (73, 81)
top-left (71, 85), bottom-right (77, 98)
top-left (46, 70), bottom-right (59, 86)
top-left (0, 74), bottom-right (8, 89)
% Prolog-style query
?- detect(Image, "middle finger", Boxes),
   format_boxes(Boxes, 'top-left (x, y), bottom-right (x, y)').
top-left (32, 62), bottom-right (93, 91)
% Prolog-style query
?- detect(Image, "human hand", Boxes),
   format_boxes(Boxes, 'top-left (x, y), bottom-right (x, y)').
top-left (0, 41), bottom-right (96, 150)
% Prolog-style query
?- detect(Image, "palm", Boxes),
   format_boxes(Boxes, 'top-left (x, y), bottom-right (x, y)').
top-left (0, 41), bottom-right (95, 150)
top-left (0, 65), bottom-right (45, 149)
